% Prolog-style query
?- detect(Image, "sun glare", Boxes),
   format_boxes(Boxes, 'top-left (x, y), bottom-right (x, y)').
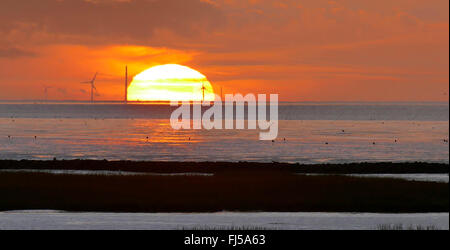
top-left (127, 64), bottom-right (215, 102)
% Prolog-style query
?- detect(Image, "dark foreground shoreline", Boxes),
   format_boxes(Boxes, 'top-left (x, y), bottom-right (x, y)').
top-left (0, 160), bottom-right (448, 213)
top-left (1, 160), bottom-right (448, 174)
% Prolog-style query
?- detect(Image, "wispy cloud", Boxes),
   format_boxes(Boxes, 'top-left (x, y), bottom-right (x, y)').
top-left (0, 48), bottom-right (36, 58)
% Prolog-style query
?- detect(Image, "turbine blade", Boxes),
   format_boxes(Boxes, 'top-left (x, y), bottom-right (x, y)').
top-left (92, 72), bottom-right (98, 82)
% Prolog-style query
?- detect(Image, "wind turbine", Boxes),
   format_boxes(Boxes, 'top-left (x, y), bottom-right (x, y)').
top-left (201, 81), bottom-right (207, 102)
top-left (124, 66), bottom-right (128, 104)
top-left (43, 86), bottom-right (53, 102)
top-left (81, 72), bottom-right (98, 103)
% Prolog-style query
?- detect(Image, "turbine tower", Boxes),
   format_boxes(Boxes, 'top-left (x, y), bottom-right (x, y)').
top-left (125, 66), bottom-right (128, 104)
top-left (201, 81), bottom-right (207, 102)
top-left (44, 86), bottom-right (53, 102)
top-left (81, 72), bottom-right (98, 103)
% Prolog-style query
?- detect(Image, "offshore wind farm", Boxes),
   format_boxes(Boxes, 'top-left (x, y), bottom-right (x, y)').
top-left (73, 64), bottom-right (217, 104)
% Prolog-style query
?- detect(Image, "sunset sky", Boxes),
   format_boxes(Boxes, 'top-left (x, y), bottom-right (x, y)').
top-left (0, 0), bottom-right (448, 102)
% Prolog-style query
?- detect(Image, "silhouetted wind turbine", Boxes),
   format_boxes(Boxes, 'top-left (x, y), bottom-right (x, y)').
top-left (81, 72), bottom-right (98, 103)
top-left (124, 66), bottom-right (128, 104)
top-left (43, 86), bottom-right (53, 102)
top-left (201, 81), bottom-right (208, 102)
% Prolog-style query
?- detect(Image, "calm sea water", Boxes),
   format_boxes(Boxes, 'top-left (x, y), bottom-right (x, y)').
top-left (0, 102), bottom-right (448, 163)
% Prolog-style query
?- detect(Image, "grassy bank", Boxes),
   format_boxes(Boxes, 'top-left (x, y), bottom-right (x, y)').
top-left (0, 160), bottom-right (448, 213)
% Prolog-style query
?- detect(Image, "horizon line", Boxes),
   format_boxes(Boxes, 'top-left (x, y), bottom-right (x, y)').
top-left (0, 99), bottom-right (448, 104)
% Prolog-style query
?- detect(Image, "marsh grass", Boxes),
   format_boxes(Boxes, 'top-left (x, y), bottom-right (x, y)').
top-left (376, 224), bottom-right (441, 230)
top-left (180, 225), bottom-right (273, 230)
top-left (0, 171), bottom-right (448, 213)
top-left (0, 160), bottom-right (448, 213)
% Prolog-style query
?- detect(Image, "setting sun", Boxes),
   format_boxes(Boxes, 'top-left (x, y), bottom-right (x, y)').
top-left (127, 64), bottom-right (215, 102)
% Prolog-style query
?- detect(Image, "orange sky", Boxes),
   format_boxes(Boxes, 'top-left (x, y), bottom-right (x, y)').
top-left (0, 0), bottom-right (448, 102)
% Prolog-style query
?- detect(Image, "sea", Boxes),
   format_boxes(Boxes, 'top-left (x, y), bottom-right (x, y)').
top-left (0, 101), bottom-right (448, 230)
top-left (0, 102), bottom-right (448, 163)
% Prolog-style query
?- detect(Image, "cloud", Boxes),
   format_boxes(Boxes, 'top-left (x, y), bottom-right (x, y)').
top-left (0, 48), bottom-right (36, 58)
top-left (0, 0), bottom-right (225, 45)
top-left (0, 0), bottom-right (447, 101)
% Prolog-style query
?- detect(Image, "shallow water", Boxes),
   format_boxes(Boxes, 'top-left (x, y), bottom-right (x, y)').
top-left (0, 169), bottom-right (214, 176)
top-left (348, 174), bottom-right (449, 183)
top-left (0, 211), bottom-right (447, 230)
top-left (0, 103), bottom-right (448, 163)
top-left (299, 173), bottom-right (449, 183)
top-left (2, 169), bottom-right (447, 183)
